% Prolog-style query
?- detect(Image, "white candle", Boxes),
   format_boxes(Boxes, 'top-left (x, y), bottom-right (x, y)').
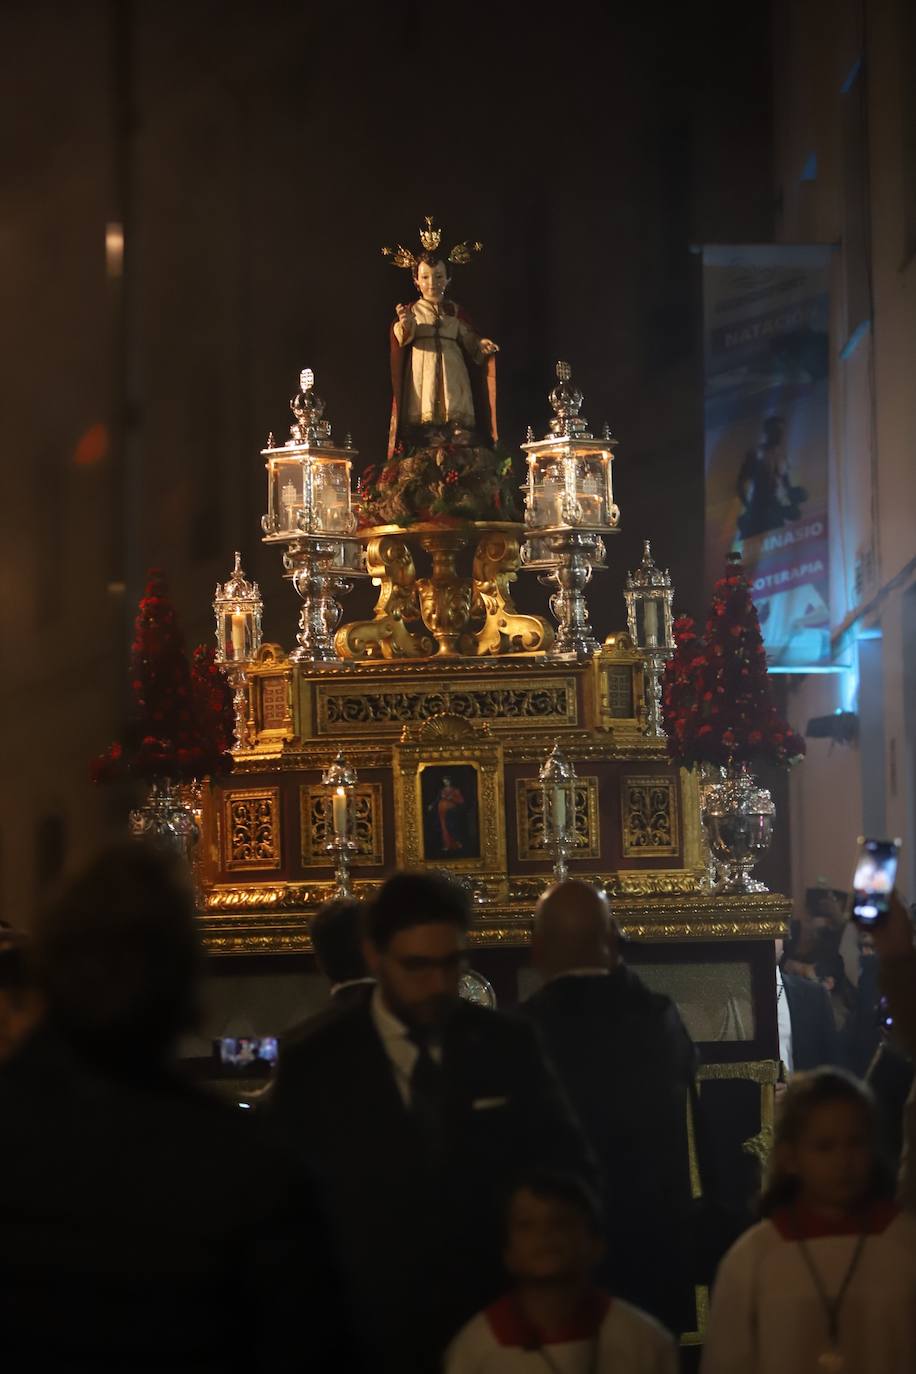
top-left (230, 611), bottom-right (247, 661)
top-left (643, 599), bottom-right (658, 648)
top-left (281, 479), bottom-right (298, 529)
top-left (552, 785), bottom-right (567, 837)
top-left (332, 786), bottom-right (348, 837)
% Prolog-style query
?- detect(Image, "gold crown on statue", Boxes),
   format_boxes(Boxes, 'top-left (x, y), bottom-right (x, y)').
top-left (381, 215), bottom-right (483, 270)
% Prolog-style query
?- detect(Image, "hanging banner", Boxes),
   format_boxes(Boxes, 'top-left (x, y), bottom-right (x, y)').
top-left (703, 244), bottom-right (831, 668)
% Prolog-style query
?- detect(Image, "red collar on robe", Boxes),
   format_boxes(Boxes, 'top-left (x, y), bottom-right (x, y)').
top-left (772, 1199), bottom-right (900, 1240)
top-left (486, 1290), bottom-right (612, 1348)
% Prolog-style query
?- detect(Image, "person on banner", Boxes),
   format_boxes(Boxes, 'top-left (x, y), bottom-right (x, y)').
top-left (736, 415), bottom-right (808, 540)
top-left (701, 1068), bottom-right (916, 1374)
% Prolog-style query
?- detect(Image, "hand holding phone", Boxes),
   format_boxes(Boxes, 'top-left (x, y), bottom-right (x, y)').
top-left (851, 837), bottom-right (901, 926)
top-left (870, 890), bottom-right (915, 958)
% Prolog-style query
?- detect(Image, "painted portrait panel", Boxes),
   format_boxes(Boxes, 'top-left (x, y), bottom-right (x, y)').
top-left (419, 763), bottom-right (481, 863)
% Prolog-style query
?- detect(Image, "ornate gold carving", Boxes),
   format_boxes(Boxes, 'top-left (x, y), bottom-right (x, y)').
top-left (741, 1125), bottom-right (775, 1166)
top-left (697, 1059), bottom-right (779, 1085)
top-left (680, 1287), bottom-right (710, 1348)
top-left (681, 1095), bottom-right (710, 1346)
top-left (317, 678), bottom-right (577, 734)
top-left (253, 642), bottom-right (289, 666)
top-left (300, 782), bottom-right (384, 867)
top-left (223, 789), bottom-right (281, 871)
top-left (417, 528), bottom-right (473, 657)
top-left (516, 776), bottom-right (600, 861)
top-left (604, 665), bottom-right (636, 717)
top-left (405, 713), bottom-right (488, 743)
top-left (260, 676), bottom-right (291, 730)
top-left (697, 1060), bottom-right (778, 1182)
top-left (334, 535), bottom-right (432, 660)
top-left (679, 766), bottom-right (705, 875)
top-left (465, 531), bottom-right (553, 656)
top-left (614, 869), bottom-right (705, 895)
top-left (591, 634), bottom-right (645, 734)
top-left (621, 774), bottom-right (679, 858)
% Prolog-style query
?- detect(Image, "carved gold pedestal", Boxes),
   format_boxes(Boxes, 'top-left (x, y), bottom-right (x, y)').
top-left (418, 528), bottom-right (472, 657)
top-left (336, 522), bottom-right (552, 661)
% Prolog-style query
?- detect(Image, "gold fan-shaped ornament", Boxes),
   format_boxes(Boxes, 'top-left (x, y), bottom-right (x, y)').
top-left (382, 216), bottom-right (483, 269)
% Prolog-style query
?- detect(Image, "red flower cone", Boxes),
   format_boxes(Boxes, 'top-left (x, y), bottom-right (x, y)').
top-left (662, 553), bottom-right (806, 770)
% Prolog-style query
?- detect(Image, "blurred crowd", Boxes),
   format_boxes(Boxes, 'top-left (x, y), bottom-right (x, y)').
top-left (1, 845), bottom-right (915, 1372)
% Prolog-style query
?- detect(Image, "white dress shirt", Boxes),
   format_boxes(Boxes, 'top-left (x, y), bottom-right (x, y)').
top-left (776, 965), bottom-right (793, 1073)
top-left (369, 986), bottom-right (442, 1106)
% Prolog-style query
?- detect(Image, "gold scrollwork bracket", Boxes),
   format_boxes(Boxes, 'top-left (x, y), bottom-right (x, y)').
top-left (464, 531), bottom-right (553, 657)
top-left (335, 535), bottom-right (433, 660)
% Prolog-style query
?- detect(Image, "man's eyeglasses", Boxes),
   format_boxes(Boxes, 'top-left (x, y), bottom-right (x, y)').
top-left (391, 952), bottom-right (467, 975)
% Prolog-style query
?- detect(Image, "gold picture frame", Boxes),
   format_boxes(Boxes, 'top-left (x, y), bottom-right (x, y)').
top-left (394, 715), bottom-right (506, 875)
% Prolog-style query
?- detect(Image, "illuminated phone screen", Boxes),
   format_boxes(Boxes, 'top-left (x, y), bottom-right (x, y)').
top-left (852, 839), bottom-right (899, 924)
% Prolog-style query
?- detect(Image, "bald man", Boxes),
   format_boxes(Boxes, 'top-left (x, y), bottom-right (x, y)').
top-left (521, 881), bottom-right (698, 1335)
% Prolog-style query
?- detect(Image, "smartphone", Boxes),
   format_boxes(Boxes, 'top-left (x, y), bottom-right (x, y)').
top-left (851, 837), bottom-right (900, 925)
top-left (215, 1036), bottom-right (278, 1068)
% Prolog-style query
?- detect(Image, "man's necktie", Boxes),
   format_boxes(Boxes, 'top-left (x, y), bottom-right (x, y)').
top-left (408, 1028), bottom-right (445, 1152)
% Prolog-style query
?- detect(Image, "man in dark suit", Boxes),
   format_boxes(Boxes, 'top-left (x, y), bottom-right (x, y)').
top-left (0, 842), bottom-right (353, 1373)
top-left (777, 939), bottom-right (839, 1071)
top-left (519, 880), bottom-right (699, 1335)
top-left (283, 898), bottom-right (375, 1051)
top-left (311, 896), bottom-right (376, 1008)
top-left (268, 871), bottom-right (596, 1374)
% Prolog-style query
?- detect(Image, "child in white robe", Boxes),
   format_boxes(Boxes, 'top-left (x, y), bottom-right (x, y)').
top-left (701, 1067), bottom-right (916, 1374)
top-left (445, 1171), bottom-right (676, 1374)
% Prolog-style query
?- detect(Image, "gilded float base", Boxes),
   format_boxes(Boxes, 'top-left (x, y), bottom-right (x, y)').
top-left (335, 522), bottom-right (553, 660)
top-left (198, 886), bottom-right (790, 956)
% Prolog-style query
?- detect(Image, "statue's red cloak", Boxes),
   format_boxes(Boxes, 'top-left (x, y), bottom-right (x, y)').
top-left (388, 300), bottom-right (498, 459)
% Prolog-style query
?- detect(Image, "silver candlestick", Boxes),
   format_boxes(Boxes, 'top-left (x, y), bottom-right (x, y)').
top-left (283, 536), bottom-right (364, 664)
top-left (213, 553), bottom-right (263, 750)
top-left (322, 752), bottom-right (358, 898)
top-left (540, 743), bottom-right (577, 882)
top-left (624, 539), bottom-right (674, 738)
top-left (533, 529), bottom-right (608, 660)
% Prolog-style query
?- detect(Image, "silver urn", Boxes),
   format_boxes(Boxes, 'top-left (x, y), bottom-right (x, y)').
top-left (701, 764), bottom-right (775, 894)
top-left (129, 779), bottom-right (201, 861)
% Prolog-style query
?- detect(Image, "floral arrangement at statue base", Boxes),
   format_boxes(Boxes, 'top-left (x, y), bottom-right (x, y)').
top-left (357, 429), bottom-right (520, 528)
top-left (92, 572), bottom-right (234, 861)
top-left (662, 553), bottom-right (805, 895)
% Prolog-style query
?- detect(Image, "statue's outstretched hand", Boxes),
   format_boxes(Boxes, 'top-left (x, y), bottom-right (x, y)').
top-left (395, 303), bottom-right (415, 325)
top-left (479, 338), bottom-right (499, 356)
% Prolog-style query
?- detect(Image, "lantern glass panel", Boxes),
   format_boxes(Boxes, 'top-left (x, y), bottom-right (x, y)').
top-left (641, 595), bottom-right (663, 649)
top-left (270, 458), bottom-right (306, 535)
top-left (328, 784), bottom-right (351, 839)
top-left (221, 607), bottom-right (254, 663)
top-left (576, 458), bottom-right (607, 525)
top-left (543, 776), bottom-right (575, 841)
top-left (527, 452), bottom-right (611, 529)
top-left (313, 459), bottom-right (353, 533)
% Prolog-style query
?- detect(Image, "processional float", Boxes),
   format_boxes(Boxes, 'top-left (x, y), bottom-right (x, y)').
top-left (197, 223), bottom-right (789, 1340)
